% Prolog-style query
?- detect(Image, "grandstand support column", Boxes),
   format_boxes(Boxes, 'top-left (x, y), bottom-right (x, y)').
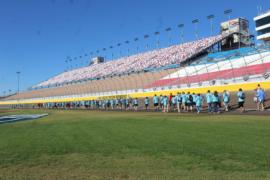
top-left (90, 80), bottom-right (97, 97)
top-left (141, 71), bottom-right (148, 92)
top-left (183, 66), bottom-right (191, 87)
top-left (254, 46), bottom-right (268, 75)
top-left (224, 56), bottom-right (236, 83)
top-left (175, 67), bottom-right (181, 89)
top-left (203, 62), bottom-right (211, 85)
top-left (192, 65), bottom-right (201, 86)
top-left (101, 77), bottom-right (108, 96)
top-left (103, 77), bottom-right (112, 96)
top-left (118, 74), bottom-right (125, 95)
top-left (166, 68), bottom-right (173, 88)
top-left (147, 71), bottom-right (154, 92)
top-left (98, 79), bottom-right (105, 97)
top-left (240, 49), bottom-right (250, 77)
top-left (111, 75), bottom-right (118, 95)
top-left (135, 72), bottom-right (139, 92)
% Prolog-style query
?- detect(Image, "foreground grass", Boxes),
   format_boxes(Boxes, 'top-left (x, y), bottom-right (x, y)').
top-left (0, 109), bottom-right (270, 179)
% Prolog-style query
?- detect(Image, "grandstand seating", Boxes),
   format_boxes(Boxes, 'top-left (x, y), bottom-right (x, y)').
top-left (149, 50), bottom-right (270, 87)
top-left (35, 35), bottom-right (223, 88)
top-left (4, 69), bottom-right (176, 100)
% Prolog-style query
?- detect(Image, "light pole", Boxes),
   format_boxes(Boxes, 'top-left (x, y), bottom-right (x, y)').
top-left (224, 9), bottom-right (232, 20)
top-left (207, 15), bottom-right (215, 36)
top-left (144, 34), bottom-right (149, 50)
top-left (165, 27), bottom-right (172, 45)
top-left (154, 31), bottom-right (160, 49)
top-left (192, 19), bottom-right (199, 40)
top-left (16, 71), bottom-right (21, 94)
top-left (125, 40), bottom-right (130, 56)
top-left (117, 43), bottom-right (122, 57)
top-left (109, 46), bottom-right (114, 60)
top-left (134, 38), bottom-right (139, 53)
top-left (177, 24), bottom-right (184, 43)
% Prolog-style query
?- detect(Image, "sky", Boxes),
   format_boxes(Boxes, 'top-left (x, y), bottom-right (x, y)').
top-left (0, 0), bottom-right (269, 96)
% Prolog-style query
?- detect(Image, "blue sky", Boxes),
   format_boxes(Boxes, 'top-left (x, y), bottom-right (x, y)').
top-left (0, 0), bottom-right (269, 95)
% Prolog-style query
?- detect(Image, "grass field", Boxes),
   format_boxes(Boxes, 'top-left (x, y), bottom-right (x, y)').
top-left (0, 109), bottom-right (270, 179)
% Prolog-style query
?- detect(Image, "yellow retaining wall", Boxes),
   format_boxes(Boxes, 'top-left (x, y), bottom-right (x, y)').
top-left (1, 81), bottom-right (270, 105)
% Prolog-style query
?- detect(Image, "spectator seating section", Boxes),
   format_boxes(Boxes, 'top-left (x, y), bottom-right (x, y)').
top-left (148, 50), bottom-right (270, 87)
top-left (35, 35), bottom-right (224, 88)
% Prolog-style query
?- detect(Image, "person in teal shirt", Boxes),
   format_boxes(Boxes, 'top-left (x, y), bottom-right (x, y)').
top-left (195, 93), bottom-right (203, 114)
top-left (176, 92), bottom-right (182, 113)
top-left (237, 88), bottom-right (245, 113)
top-left (186, 92), bottom-right (193, 112)
top-left (160, 95), bottom-right (164, 110)
top-left (144, 97), bottom-right (150, 111)
top-left (212, 91), bottom-right (220, 114)
top-left (181, 92), bottom-right (187, 111)
top-left (110, 99), bottom-right (115, 110)
top-left (163, 96), bottom-right (169, 113)
top-left (205, 90), bottom-right (213, 113)
top-left (172, 96), bottom-right (177, 111)
top-left (223, 90), bottom-right (230, 112)
top-left (153, 94), bottom-right (159, 111)
top-left (133, 98), bottom-right (139, 111)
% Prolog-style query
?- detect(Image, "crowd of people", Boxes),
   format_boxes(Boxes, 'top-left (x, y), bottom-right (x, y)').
top-left (33, 85), bottom-right (267, 114)
top-left (36, 35), bottom-right (223, 88)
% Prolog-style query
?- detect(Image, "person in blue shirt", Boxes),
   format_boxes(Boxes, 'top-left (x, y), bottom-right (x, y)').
top-left (144, 97), bottom-right (150, 111)
top-left (133, 98), bottom-right (139, 111)
top-left (153, 94), bottom-right (159, 111)
top-left (172, 95), bottom-right (177, 111)
top-left (163, 96), bottom-right (169, 113)
top-left (125, 98), bottom-right (129, 110)
top-left (110, 99), bottom-right (115, 110)
top-left (181, 92), bottom-right (187, 111)
top-left (212, 91), bottom-right (220, 114)
top-left (237, 88), bottom-right (245, 113)
top-left (186, 92), bottom-right (192, 112)
top-left (257, 87), bottom-right (266, 111)
top-left (176, 92), bottom-right (182, 113)
top-left (223, 90), bottom-right (230, 112)
top-left (195, 93), bottom-right (203, 114)
top-left (160, 95), bottom-right (164, 110)
top-left (192, 93), bottom-right (197, 112)
top-left (205, 90), bottom-right (213, 113)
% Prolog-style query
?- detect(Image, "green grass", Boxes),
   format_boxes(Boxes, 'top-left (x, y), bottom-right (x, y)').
top-left (0, 109), bottom-right (270, 179)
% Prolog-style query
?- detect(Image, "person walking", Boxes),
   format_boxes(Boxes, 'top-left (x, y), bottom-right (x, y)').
top-left (144, 97), bottom-right (150, 111)
top-left (237, 88), bottom-right (246, 113)
top-left (206, 90), bottom-right (213, 113)
top-left (212, 91), bottom-right (220, 114)
top-left (223, 90), bottom-right (230, 112)
top-left (195, 93), bottom-right (203, 114)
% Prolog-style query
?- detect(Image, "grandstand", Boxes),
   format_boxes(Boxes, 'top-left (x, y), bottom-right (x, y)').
top-left (0, 17), bottom-right (270, 108)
